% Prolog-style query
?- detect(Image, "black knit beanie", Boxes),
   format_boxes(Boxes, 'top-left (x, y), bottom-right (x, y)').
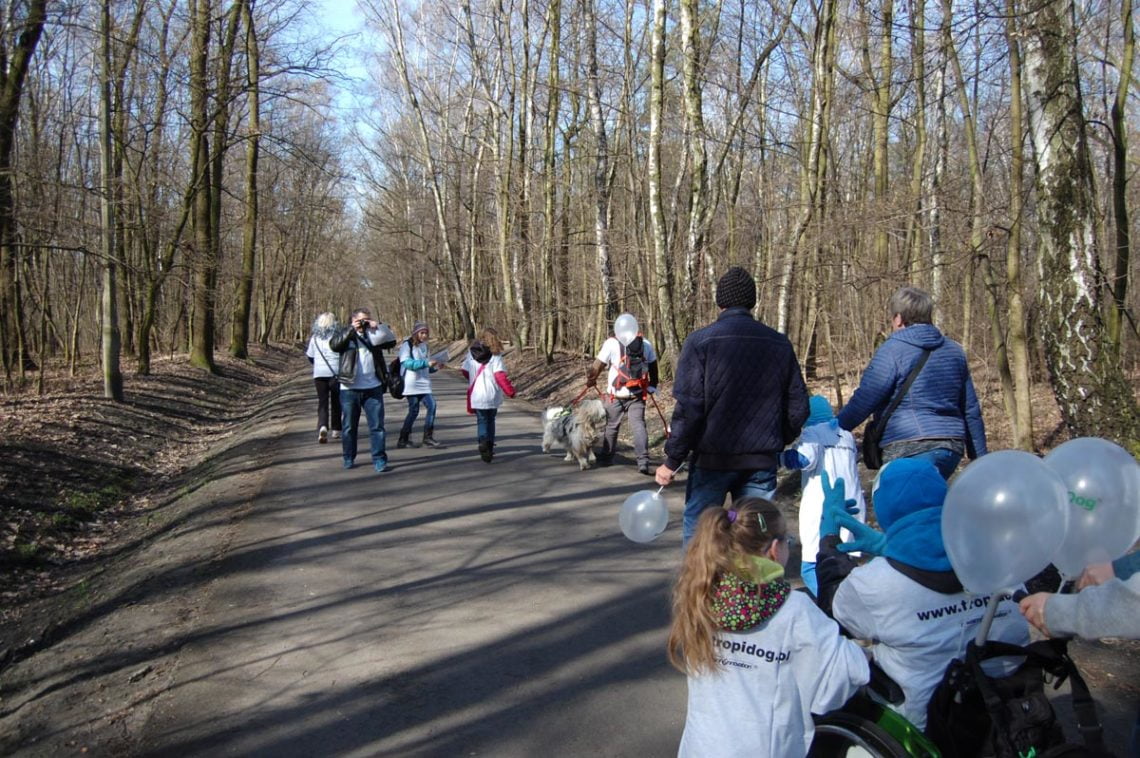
top-left (715, 266), bottom-right (756, 309)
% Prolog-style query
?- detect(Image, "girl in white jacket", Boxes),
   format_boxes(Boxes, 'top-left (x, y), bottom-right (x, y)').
top-left (461, 329), bottom-right (516, 463)
top-left (668, 499), bottom-right (870, 758)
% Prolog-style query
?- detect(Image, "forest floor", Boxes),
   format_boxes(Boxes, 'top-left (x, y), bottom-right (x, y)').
top-left (0, 340), bottom-right (1137, 754)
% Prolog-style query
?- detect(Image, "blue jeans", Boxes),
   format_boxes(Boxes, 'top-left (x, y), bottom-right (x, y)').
top-left (475, 408), bottom-right (497, 443)
top-left (682, 466), bottom-right (778, 545)
top-left (895, 447), bottom-right (962, 480)
top-left (341, 385), bottom-right (386, 465)
top-left (400, 393), bottom-right (436, 437)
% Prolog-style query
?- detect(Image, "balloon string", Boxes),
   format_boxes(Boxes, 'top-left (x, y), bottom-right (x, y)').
top-left (656, 461), bottom-right (688, 496)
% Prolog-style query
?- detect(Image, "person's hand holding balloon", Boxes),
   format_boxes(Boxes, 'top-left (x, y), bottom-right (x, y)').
top-left (1018, 593), bottom-right (1052, 637)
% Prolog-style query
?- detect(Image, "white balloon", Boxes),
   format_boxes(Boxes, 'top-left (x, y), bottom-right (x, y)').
top-left (620, 490), bottom-right (668, 543)
top-left (1043, 437), bottom-right (1140, 577)
top-left (614, 313), bottom-right (639, 347)
top-left (942, 450), bottom-right (1069, 593)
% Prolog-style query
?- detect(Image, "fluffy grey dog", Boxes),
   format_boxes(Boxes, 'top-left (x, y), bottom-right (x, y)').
top-left (542, 397), bottom-right (608, 470)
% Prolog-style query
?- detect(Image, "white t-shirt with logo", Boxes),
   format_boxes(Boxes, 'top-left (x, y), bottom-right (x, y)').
top-left (595, 336), bottom-right (657, 398)
top-left (832, 558), bottom-right (1030, 729)
top-left (679, 591), bottom-right (870, 758)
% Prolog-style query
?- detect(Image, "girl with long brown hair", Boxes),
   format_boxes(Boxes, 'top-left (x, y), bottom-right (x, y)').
top-left (668, 498), bottom-right (869, 757)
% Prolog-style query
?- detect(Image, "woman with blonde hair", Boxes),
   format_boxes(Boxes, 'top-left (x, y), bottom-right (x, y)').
top-left (668, 498), bottom-right (868, 757)
top-left (305, 312), bottom-right (342, 443)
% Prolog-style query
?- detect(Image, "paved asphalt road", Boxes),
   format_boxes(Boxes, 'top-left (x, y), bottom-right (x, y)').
top-left (137, 370), bottom-right (688, 756)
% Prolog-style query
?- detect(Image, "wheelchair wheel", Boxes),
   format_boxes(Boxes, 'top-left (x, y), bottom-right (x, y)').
top-left (809, 711), bottom-right (912, 758)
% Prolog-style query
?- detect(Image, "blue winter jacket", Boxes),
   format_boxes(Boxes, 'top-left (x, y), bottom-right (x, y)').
top-left (664, 307), bottom-right (810, 472)
top-left (836, 324), bottom-right (987, 458)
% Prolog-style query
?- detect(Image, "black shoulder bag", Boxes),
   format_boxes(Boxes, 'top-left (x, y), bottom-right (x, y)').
top-left (862, 348), bottom-right (932, 469)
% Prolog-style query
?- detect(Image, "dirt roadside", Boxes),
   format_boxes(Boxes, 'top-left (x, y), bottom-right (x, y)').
top-left (0, 341), bottom-right (1137, 755)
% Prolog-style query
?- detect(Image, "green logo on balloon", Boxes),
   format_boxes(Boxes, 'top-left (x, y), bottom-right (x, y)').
top-left (1067, 490), bottom-right (1097, 511)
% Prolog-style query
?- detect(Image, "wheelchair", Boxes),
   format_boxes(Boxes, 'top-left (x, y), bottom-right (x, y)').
top-left (808, 662), bottom-right (940, 758)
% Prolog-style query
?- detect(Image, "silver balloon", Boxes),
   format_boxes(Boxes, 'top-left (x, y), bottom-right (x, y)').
top-left (614, 313), bottom-right (639, 347)
top-left (1043, 437), bottom-right (1140, 577)
top-left (620, 490), bottom-right (669, 543)
top-left (942, 450), bottom-right (1069, 593)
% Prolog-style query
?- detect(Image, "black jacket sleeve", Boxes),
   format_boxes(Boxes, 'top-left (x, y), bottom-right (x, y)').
top-left (815, 534), bottom-right (858, 619)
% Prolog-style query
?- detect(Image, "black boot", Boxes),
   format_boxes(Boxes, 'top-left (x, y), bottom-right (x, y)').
top-left (396, 431), bottom-right (415, 449)
top-left (479, 439), bottom-right (493, 463)
top-left (422, 426), bottom-right (444, 449)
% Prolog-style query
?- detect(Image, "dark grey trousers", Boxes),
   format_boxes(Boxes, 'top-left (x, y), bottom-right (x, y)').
top-left (601, 396), bottom-right (648, 466)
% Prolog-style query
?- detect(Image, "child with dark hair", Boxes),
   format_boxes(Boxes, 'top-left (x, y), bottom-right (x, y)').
top-left (461, 331), bottom-right (516, 463)
top-left (668, 498), bottom-right (869, 757)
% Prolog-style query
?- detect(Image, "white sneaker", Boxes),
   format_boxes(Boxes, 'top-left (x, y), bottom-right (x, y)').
top-left (331, 430), bottom-right (340, 439)
top-left (319, 426), bottom-right (328, 443)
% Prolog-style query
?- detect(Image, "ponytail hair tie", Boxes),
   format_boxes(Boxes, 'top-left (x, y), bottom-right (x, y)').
top-left (726, 509), bottom-right (738, 524)
top-left (757, 512), bottom-right (767, 532)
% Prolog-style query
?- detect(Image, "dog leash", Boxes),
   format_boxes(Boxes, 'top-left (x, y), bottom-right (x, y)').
top-left (570, 384), bottom-right (604, 406)
top-left (647, 391), bottom-right (670, 438)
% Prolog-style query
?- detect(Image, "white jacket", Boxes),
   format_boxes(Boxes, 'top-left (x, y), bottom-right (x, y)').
top-left (794, 426), bottom-right (866, 559)
top-left (463, 353), bottom-right (506, 410)
top-left (398, 339), bottom-right (434, 396)
top-left (679, 591), bottom-right (870, 758)
top-left (832, 558), bottom-right (1029, 729)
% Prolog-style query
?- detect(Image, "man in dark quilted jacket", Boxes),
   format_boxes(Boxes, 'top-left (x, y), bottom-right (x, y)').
top-left (836, 286), bottom-right (987, 479)
top-left (656, 266), bottom-right (810, 545)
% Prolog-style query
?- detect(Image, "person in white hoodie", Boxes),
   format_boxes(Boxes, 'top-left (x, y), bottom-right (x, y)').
top-left (668, 498), bottom-right (870, 758)
top-left (779, 395), bottom-right (866, 597)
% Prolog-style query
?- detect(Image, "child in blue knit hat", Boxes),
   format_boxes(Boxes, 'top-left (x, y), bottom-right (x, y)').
top-left (779, 395), bottom-right (866, 597)
top-left (815, 459), bottom-right (1030, 730)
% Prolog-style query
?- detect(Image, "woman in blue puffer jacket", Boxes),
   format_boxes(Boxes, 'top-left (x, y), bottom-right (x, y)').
top-left (836, 287), bottom-right (987, 479)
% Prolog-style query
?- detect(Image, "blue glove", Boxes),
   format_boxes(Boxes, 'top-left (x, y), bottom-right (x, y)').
top-left (836, 512), bottom-right (888, 556)
top-left (780, 450), bottom-right (810, 470)
top-left (820, 471), bottom-right (859, 537)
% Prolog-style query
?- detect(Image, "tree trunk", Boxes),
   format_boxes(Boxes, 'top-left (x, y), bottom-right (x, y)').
top-left (650, 0), bottom-right (680, 370)
top-left (189, 0), bottom-right (216, 372)
top-left (1005, 0), bottom-right (1034, 449)
top-left (100, 0), bottom-right (123, 400)
top-left (0, 0), bottom-right (48, 387)
top-left (585, 0), bottom-right (617, 324)
top-left (679, 0), bottom-right (707, 332)
top-left (1023, 0), bottom-right (1140, 446)
top-left (1106, 0), bottom-right (1134, 348)
top-left (232, 0), bottom-right (258, 359)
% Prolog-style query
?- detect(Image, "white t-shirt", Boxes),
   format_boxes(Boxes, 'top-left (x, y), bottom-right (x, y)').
top-left (794, 426), bottom-right (866, 559)
top-left (306, 336), bottom-right (339, 379)
top-left (339, 328), bottom-right (387, 391)
top-left (832, 558), bottom-right (1030, 729)
top-left (595, 336), bottom-right (657, 398)
top-left (463, 353), bottom-right (507, 409)
top-left (399, 339), bottom-right (433, 396)
top-left (679, 591), bottom-right (870, 758)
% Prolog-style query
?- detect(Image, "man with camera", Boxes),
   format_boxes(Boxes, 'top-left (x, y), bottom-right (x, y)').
top-left (330, 308), bottom-right (397, 472)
